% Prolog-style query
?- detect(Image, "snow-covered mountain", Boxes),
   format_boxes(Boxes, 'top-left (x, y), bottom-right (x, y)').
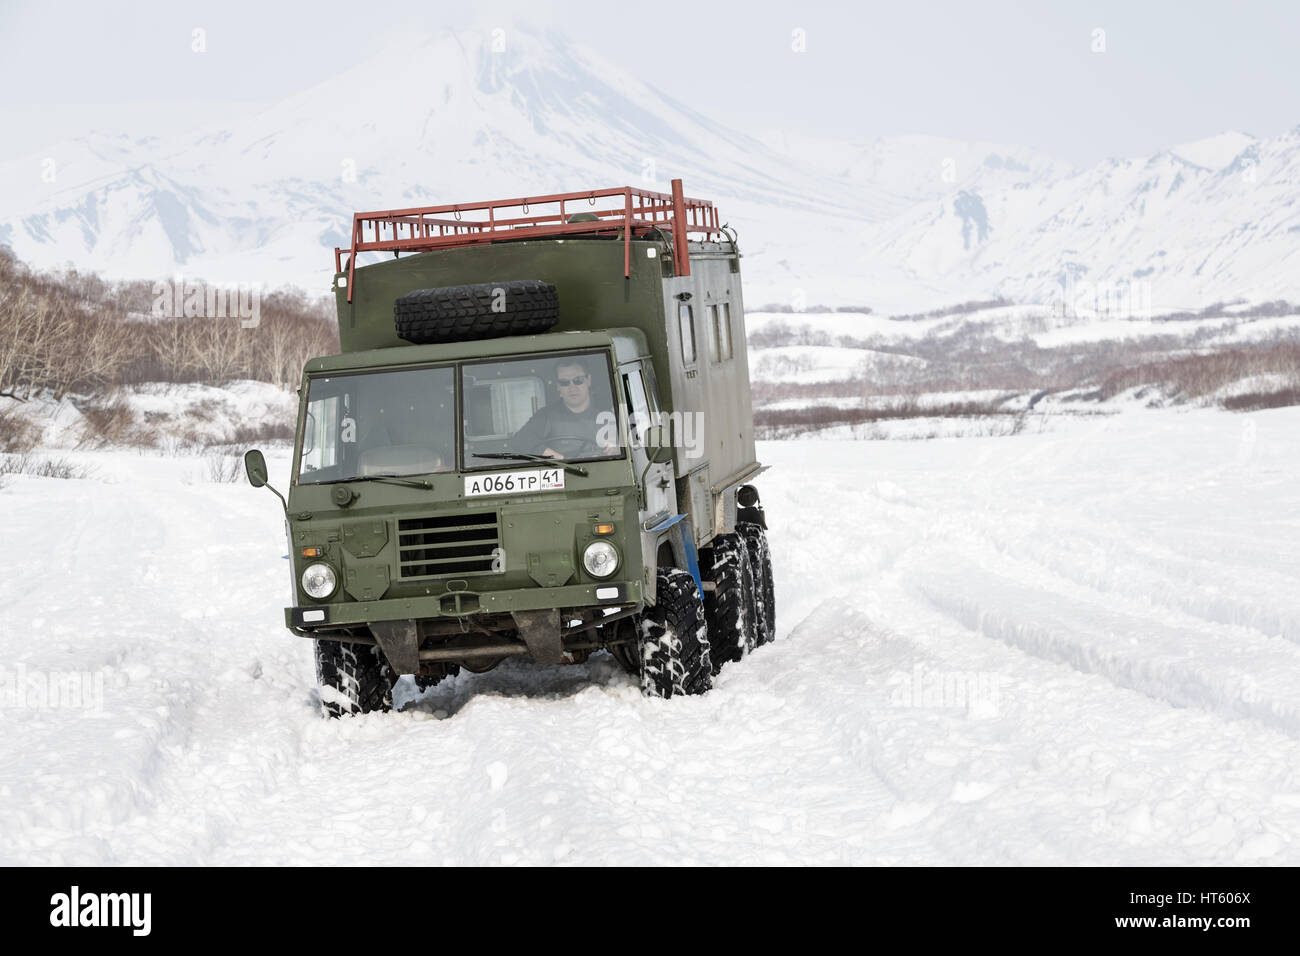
top-left (1, 26), bottom-right (1297, 312)
top-left (0, 28), bottom-right (883, 297)
top-left (860, 128), bottom-right (1300, 310)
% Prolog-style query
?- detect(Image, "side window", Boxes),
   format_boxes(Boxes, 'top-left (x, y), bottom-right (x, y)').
top-left (720, 303), bottom-right (734, 361)
top-left (708, 304), bottom-right (721, 362)
top-left (301, 393), bottom-right (341, 473)
top-left (642, 362), bottom-right (663, 415)
top-left (678, 303), bottom-right (696, 365)
top-left (621, 369), bottom-right (652, 444)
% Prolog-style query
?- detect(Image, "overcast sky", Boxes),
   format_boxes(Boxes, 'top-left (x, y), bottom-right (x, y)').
top-left (2, 0), bottom-right (1297, 166)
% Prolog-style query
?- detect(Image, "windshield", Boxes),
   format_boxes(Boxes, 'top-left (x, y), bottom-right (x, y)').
top-left (296, 350), bottom-right (625, 484)
top-left (462, 350), bottom-right (623, 469)
top-left (298, 365), bottom-right (456, 484)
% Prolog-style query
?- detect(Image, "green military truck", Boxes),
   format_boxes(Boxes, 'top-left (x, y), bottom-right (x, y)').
top-left (245, 180), bottom-right (775, 716)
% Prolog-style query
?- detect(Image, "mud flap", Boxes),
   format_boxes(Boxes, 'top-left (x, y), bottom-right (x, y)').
top-left (512, 608), bottom-right (563, 666)
top-left (369, 619), bottom-right (420, 675)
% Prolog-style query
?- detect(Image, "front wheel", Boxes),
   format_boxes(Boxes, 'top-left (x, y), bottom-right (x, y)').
top-left (636, 568), bottom-right (713, 698)
top-left (314, 638), bottom-right (396, 718)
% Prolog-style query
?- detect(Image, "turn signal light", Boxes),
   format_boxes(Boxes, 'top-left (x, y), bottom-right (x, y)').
top-left (301, 547), bottom-right (323, 558)
top-left (594, 524), bottom-right (615, 535)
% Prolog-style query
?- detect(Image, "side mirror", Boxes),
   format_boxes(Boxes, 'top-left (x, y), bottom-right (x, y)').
top-left (244, 448), bottom-right (288, 513)
top-left (642, 426), bottom-right (675, 465)
top-left (244, 449), bottom-right (269, 488)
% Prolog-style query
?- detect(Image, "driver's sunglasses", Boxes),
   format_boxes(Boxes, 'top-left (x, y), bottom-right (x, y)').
top-left (557, 375), bottom-right (587, 387)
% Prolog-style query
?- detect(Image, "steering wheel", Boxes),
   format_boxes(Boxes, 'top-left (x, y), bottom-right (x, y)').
top-left (543, 435), bottom-right (603, 459)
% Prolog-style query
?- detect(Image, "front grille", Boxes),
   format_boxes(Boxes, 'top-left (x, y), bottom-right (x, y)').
top-left (397, 512), bottom-right (500, 578)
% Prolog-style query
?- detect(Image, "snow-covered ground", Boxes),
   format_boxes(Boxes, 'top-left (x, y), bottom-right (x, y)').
top-left (3, 407), bottom-right (1300, 864)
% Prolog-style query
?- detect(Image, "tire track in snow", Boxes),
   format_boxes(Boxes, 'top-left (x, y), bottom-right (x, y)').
top-left (0, 482), bottom-right (209, 861)
top-left (975, 515), bottom-right (1300, 647)
top-left (917, 556), bottom-right (1300, 738)
top-left (774, 595), bottom-right (1300, 864)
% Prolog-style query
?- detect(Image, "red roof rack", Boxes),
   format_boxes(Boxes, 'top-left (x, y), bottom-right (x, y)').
top-left (335, 178), bottom-right (720, 300)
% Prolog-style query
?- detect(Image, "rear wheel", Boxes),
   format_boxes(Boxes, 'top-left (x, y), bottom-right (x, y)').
top-left (314, 638), bottom-right (396, 718)
top-left (702, 533), bottom-right (757, 673)
top-left (739, 522), bottom-right (776, 646)
top-left (636, 568), bottom-right (713, 698)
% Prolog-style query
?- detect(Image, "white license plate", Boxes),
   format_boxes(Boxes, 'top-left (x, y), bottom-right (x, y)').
top-left (464, 468), bottom-right (565, 497)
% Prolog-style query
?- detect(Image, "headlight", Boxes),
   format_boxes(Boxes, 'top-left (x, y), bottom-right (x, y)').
top-left (301, 563), bottom-right (338, 599)
top-left (583, 540), bottom-right (619, 578)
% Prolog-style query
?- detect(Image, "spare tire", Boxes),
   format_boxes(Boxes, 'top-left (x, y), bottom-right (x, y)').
top-left (394, 279), bottom-right (559, 344)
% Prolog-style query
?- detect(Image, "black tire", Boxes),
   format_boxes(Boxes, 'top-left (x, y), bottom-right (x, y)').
top-left (739, 522), bottom-right (776, 646)
top-left (394, 279), bottom-right (559, 344)
top-left (636, 568), bottom-right (713, 698)
top-left (314, 638), bottom-right (396, 718)
top-left (702, 533), bottom-right (757, 673)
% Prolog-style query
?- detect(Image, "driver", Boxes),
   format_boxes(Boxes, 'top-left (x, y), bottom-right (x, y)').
top-left (510, 356), bottom-right (617, 459)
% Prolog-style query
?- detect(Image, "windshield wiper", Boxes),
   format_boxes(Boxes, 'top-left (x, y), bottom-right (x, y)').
top-left (319, 475), bottom-right (434, 489)
top-left (471, 452), bottom-right (589, 477)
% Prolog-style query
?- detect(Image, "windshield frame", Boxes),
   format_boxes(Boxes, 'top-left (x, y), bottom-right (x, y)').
top-left (293, 348), bottom-right (628, 485)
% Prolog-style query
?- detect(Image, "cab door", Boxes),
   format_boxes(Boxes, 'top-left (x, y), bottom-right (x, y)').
top-left (620, 361), bottom-right (674, 521)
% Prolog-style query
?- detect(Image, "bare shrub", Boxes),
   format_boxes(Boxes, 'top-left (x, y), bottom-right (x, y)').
top-left (77, 396), bottom-right (153, 447)
top-left (156, 435), bottom-right (205, 458)
top-left (748, 310), bottom-right (1300, 430)
top-left (0, 257), bottom-right (135, 400)
top-left (752, 303), bottom-right (878, 315)
top-left (1222, 387), bottom-right (1300, 412)
top-left (890, 299), bottom-right (1014, 322)
top-left (0, 453), bottom-right (96, 480)
top-left (1, 251), bottom-right (336, 397)
top-left (221, 420), bottom-right (296, 445)
top-left (1149, 300), bottom-right (1297, 323)
top-left (755, 412), bottom-right (1034, 442)
top-left (0, 405), bottom-right (39, 453)
top-left (754, 395), bottom-right (1017, 433)
top-left (204, 454), bottom-right (243, 483)
top-left (246, 289), bottom-right (338, 387)
top-left (1098, 343), bottom-right (1300, 403)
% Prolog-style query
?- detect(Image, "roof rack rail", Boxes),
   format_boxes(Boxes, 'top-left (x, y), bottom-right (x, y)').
top-left (335, 178), bottom-right (720, 300)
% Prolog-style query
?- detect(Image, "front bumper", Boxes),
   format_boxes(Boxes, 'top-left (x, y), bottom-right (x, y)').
top-left (286, 579), bottom-right (639, 632)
